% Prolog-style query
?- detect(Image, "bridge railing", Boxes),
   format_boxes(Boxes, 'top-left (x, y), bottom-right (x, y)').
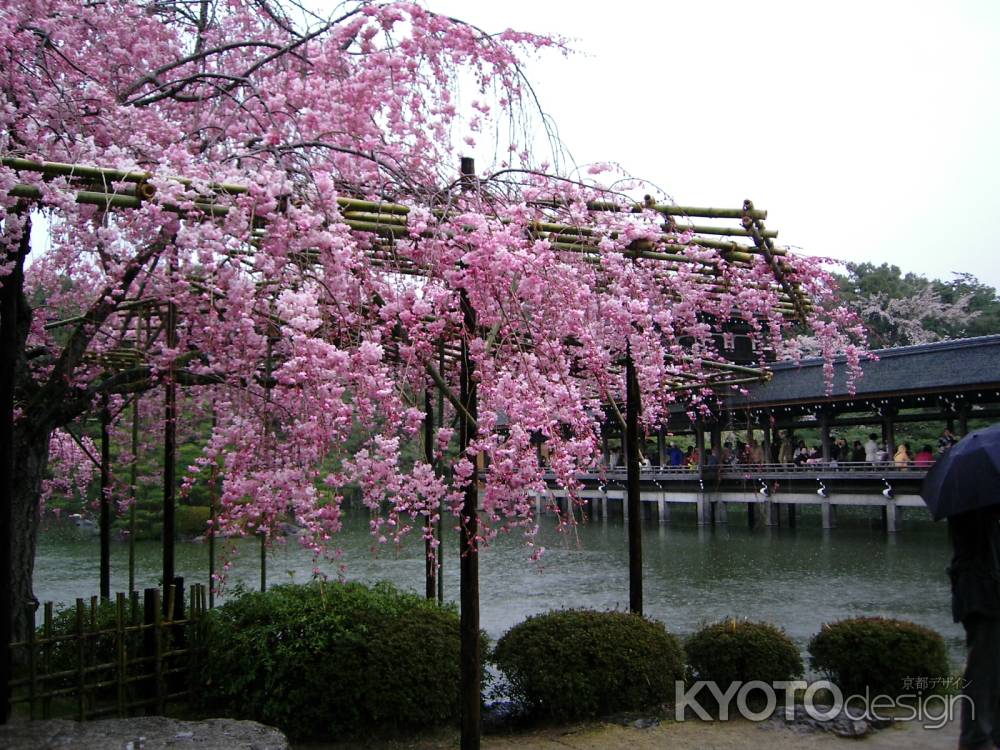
top-left (590, 461), bottom-right (931, 482)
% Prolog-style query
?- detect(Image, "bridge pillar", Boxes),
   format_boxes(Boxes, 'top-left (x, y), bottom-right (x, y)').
top-left (713, 500), bottom-right (728, 525)
top-left (787, 504), bottom-right (797, 529)
top-left (657, 495), bottom-right (669, 524)
top-left (695, 420), bottom-right (706, 467)
top-left (710, 423), bottom-right (722, 458)
top-left (763, 500), bottom-right (777, 526)
top-left (747, 502), bottom-right (756, 529)
top-left (762, 420), bottom-right (772, 464)
top-left (696, 494), bottom-right (710, 526)
top-left (822, 500), bottom-right (837, 529)
top-left (884, 500), bottom-right (901, 534)
top-left (820, 410), bottom-right (833, 462)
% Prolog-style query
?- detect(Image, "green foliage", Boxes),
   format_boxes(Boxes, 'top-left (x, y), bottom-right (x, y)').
top-left (835, 263), bottom-right (1000, 347)
top-left (808, 617), bottom-right (949, 697)
top-left (198, 581), bottom-right (467, 740)
top-left (175, 505), bottom-right (210, 538)
top-left (492, 609), bottom-right (684, 720)
top-left (685, 619), bottom-right (803, 685)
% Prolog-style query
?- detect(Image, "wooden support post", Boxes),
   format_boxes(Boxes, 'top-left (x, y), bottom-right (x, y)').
top-left (695, 420), bottom-right (706, 467)
top-left (100, 393), bottom-right (111, 601)
top-left (695, 419), bottom-right (709, 526)
top-left (128, 384), bottom-right (141, 594)
top-left (788, 504), bottom-right (797, 529)
top-left (163, 287), bottom-right (178, 594)
top-left (656, 427), bottom-right (666, 467)
top-left (762, 419), bottom-right (772, 464)
top-left (625, 349), bottom-right (643, 615)
top-left (208, 445), bottom-right (217, 610)
top-left (882, 408), bottom-right (896, 460)
top-left (958, 403), bottom-right (969, 436)
top-left (436, 343), bottom-right (445, 606)
top-left (710, 422), bottom-right (722, 457)
top-left (424, 388), bottom-right (436, 600)
top-left (458, 154), bottom-right (480, 750)
top-left (115, 593), bottom-right (126, 717)
top-left (259, 535), bottom-right (266, 592)
top-left (820, 410), bottom-right (832, 463)
top-left (747, 502), bottom-right (756, 529)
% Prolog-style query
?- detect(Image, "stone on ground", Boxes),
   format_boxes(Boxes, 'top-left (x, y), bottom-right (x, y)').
top-left (0, 716), bottom-right (288, 749)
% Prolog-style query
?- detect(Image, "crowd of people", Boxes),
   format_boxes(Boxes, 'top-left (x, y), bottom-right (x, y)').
top-left (611, 427), bottom-right (962, 470)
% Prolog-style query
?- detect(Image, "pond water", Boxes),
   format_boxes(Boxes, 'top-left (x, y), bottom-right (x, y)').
top-left (34, 506), bottom-right (964, 669)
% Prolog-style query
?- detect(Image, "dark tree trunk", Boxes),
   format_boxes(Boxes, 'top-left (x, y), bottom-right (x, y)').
top-left (2, 212), bottom-right (38, 721)
top-left (10, 423), bottom-right (49, 642)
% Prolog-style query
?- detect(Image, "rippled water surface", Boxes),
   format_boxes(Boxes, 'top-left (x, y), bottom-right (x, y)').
top-left (34, 506), bottom-right (962, 667)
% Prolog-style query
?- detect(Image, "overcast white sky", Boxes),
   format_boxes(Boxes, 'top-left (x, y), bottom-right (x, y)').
top-left (426, 0), bottom-right (1000, 290)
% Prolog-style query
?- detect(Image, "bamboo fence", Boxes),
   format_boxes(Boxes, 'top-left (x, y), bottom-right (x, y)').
top-left (6, 583), bottom-right (208, 721)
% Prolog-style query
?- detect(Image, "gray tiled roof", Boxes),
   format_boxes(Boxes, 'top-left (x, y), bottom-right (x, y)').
top-left (728, 335), bottom-right (1000, 407)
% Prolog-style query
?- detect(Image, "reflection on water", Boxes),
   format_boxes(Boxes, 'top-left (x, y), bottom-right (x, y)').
top-left (35, 506), bottom-right (962, 667)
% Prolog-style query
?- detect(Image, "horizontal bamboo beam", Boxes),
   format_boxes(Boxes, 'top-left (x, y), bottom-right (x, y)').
top-left (576, 199), bottom-right (767, 220)
top-left (9, 184), bottom-right (229, 216)
top-left (674, 224), bottom-right (778, 240)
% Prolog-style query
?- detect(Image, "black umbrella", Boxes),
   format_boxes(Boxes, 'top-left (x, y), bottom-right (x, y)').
top-left (920, 422), bottom-right (1000, 521)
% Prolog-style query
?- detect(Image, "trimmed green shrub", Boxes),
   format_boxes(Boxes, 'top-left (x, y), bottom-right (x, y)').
top-left (492, 609), bottom-right (684, 719)
top-left (198, 581), bottom-right (467, 740)
top-left (808, 617), bottom-right (949, 696)
top-left (686, 619), bottom-right (803, 685)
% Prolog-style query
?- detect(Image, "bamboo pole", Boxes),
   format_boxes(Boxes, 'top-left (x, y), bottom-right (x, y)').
top-left (42, 602), bottom-right (52, 719)
top-left (100, 394), bottom-right (111, 601)
top-left (75, 599), bottom-right (85, 721)
top-left (625, 348), bottom-right (643, 615)
top-left (26, 603), bottom-right (36, 719)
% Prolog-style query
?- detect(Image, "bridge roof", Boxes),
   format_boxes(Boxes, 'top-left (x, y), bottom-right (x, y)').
top-left (727, 335), bottom-right (1000, 409)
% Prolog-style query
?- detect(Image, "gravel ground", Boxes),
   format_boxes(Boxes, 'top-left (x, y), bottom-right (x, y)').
top-left (298, 715), bottom-right (959, 750)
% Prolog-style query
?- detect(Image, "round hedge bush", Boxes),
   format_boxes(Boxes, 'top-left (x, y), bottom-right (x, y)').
top-left (492, 609), bottom-right (684, 719)
top-left (199, 581), bottom-right (466, 740)
top-left (686, 619), bottom-right (803, 685)
top-left (808, 616), bottom-right (949, 697)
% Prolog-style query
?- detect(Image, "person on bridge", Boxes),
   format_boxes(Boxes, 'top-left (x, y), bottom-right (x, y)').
top-left (668, 443), bottom-right (685, 467)
top-left (864, 433), bottom-right (879, 463)
top-left (948, 506), bottom-right (1000, 750)
top-left (914, 445), bottom-right (935, 468)
top-left (851, 440), bottom-right (866, 462)
top-left (894, 442), bottom-right (912, 468)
